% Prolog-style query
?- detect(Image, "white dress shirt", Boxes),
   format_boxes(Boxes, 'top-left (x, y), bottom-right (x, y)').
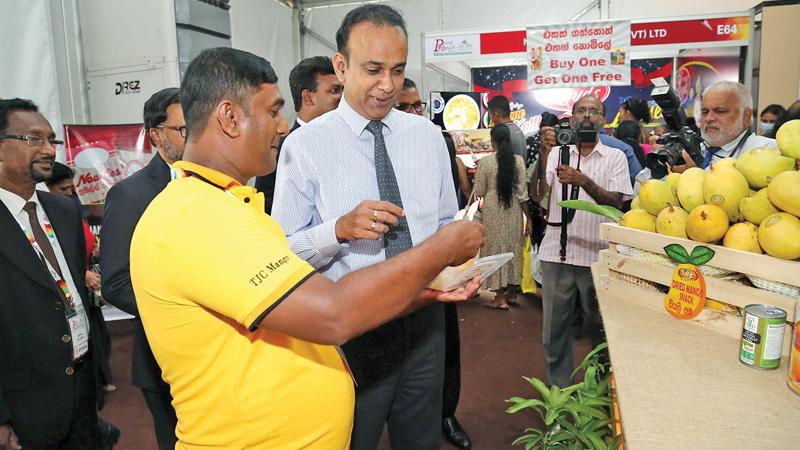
top-left (272, 96), bottom-right (458, 281)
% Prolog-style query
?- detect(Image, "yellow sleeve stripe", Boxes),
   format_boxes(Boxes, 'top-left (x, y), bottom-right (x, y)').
top-left (245, 268), bottom-right (316, 332)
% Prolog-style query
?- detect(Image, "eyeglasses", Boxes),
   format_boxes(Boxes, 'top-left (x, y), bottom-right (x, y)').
top-left (156, 124), bottom-right (187, 138)
top-left (396, 102), bottom-right (427, 113)
top-left (0, 134), bottom-right (63, 148)
top-left (575, 107), bottom-right (603, 117)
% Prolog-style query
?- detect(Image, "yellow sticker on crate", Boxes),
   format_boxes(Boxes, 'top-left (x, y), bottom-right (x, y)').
top-left (664, 263), bottom-right (706, 319)
top-left (662, 244), bottom-right (715, 320)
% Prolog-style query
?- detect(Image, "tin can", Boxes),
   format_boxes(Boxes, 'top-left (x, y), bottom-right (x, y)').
top-left (739, 304), bottom-right (786, 370)
top-left (788, 303), bottom-right (800, 396)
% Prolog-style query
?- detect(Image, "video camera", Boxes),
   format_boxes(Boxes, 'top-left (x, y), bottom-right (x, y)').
top-left (554, 117), bottom-right (598, 146)
top-left (646, 77), bottom-right (704, 179)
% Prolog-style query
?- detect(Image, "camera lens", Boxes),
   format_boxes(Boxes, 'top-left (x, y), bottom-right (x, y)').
top-left (556, 129), bottom-right (573, 145)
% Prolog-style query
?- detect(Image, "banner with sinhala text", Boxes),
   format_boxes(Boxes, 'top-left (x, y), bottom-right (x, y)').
top-left (64, 124), bottom-right (153, 204)
top-left (527, 20), bottom-right (631, 90)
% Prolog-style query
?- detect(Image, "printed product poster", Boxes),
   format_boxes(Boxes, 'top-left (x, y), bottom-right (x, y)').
top-left (64, 124), bottom-right (152, 204)
top-left (471, 60), bottom-right (672, 135)
top-left (674, 54), bottom-right (740, 121)
top-left (527, 20), bottom-right (631, 89)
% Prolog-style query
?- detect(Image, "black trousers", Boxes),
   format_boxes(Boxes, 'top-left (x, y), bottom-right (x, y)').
top-left (348, 305), bottom-right (445, 450)
top-left (19, 357), bottom-right (100, 450)
top-left (142, 388), bottom-right (178, 450)
top-left (442, 302), bottom-right (461, 418)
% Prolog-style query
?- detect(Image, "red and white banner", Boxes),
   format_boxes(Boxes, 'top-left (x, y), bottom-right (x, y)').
top-left (63, 124), bottom-right (153, 204)
top-left (527, 20), bottom-right (631, 89)
top-left (424, 15), bottom-right (749, 62)
top-left (630, 17), bottom-right (749, 47)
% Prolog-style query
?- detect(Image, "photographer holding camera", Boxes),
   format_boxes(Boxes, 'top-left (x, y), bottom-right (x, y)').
top-left (531, 95), bottom-right (633, 388)
top-left (649, 81), bottom-right (777, 176)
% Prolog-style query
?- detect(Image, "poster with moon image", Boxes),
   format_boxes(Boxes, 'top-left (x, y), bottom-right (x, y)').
top-left (431, 92), bottom-right (487, 131)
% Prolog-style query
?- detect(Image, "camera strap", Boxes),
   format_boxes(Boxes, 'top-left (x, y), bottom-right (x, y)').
top-left (546, 147), bottom-right (584, 262)
top-left (546, 150), bottom-right (582, 228)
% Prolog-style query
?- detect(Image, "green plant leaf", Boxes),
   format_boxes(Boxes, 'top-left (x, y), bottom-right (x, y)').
top-left (580, 397), bottom-right (612, 408)
top-left (506, 398), bottom-right (546, 414)
top-left (577, 342), bottom-right (608, 370)
top-left (559, 421), bottom-right (581, 436)
top-left (543, 407), bottom-right (565, 426)
top-left (511, 431), bottom-right (543, 446)
top-left (565, 401), bottom-right (610, 421)
top-left (559, 200), bottom-right (624, 223)
top-left (549, 431), bottom-right (575, 443)
top-left (524, 376), bottom-right (553, 403)
top-left (689, 245), bottom-right (716, 266)
top-left (664, 244), bottom-right (690, 264)
top-left (586, 431), bottom-right (608, 449)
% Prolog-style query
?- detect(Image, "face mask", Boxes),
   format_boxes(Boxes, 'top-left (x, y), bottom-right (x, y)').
top-left (760, 122), bottom-right (775, 133)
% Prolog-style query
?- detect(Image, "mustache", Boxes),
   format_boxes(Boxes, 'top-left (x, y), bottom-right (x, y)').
top-left (32, 157), bottom-right (55, 164)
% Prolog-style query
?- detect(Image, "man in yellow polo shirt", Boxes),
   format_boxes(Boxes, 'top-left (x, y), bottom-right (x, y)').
top-left (130, 48), bottom-right (484, 449)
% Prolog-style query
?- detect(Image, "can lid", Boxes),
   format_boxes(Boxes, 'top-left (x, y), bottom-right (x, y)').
top-left (745, 304), bottom-right (787, 319)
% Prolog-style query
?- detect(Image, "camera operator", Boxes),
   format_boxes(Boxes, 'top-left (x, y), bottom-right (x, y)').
top-left (669, 81), bottom-right (777, 173)
top-left (531, 95), bottom-right (633, 388)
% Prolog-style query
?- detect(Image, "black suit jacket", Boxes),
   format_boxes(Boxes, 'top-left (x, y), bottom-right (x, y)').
top-left (100, 154), bottom-right (170, 392)
top-left (255, 119), bottom-right (302, 214)
top-left (0, 191), bottom-right (101, 440)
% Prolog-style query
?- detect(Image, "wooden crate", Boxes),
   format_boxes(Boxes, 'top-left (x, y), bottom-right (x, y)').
top-left (597, 222), bottom-right (799, 349)
top-left (593, 223), bottom-right (800, 449)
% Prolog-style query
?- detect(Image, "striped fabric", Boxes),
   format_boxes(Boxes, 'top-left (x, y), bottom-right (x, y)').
top-left (538, 142), bottom-right (633, 268)
top-left (272, 97), bottom-right (458, 281)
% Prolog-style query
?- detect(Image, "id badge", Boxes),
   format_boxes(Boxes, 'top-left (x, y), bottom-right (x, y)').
top-left (68, 300), bottom-right (90, 360)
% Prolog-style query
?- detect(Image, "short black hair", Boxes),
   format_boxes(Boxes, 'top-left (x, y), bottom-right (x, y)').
top-left (760, 103), bottom-right (785, 119)
top-left (46, 161), bottom-right (75, 186)
top-left (180, 47), bottom-right (279, 138)
top-left (143, 87), bottom-right (180, 146)
top-left (0, 98), bottom-right (39, 134)
top-left (487, 95), bottom-right (510, 118)
top-left (403, 78), bottom-right (416, 90)
top-left (335, 4), bottom-right (407, 59)
top-left (290, 56), bottom-right (335, 112)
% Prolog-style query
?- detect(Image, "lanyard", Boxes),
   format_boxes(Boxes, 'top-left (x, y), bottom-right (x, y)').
top-left (16, 211), bottom-right (76, 313)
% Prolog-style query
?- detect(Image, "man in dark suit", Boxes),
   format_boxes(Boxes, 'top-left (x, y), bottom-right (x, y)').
top-left (100, 88), bottom-right (185, 450)
top-left (254, 56), bottom-right (342, 214)
top-left (0, 98), bottom-right (101, 449)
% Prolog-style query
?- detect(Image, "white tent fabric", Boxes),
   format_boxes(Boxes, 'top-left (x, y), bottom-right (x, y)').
top-left (0, 0), bottom-right (64, 144)
top-left (2, 0), bottom-right (765, 129)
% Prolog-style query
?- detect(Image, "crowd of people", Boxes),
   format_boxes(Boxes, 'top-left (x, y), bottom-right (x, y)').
top-left (2, 3), bottom-right (800, 450)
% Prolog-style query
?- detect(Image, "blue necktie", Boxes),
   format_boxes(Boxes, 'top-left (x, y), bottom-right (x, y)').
top-left (365, 120), bottom-right (413, 258)
top-left (701, 146), bottom-right (721, 169)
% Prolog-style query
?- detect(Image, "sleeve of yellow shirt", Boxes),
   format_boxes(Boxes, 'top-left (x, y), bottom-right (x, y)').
top-left (159, 205), bottom-right (316, 332)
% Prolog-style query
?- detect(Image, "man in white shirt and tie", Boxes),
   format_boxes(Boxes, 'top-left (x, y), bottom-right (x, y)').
top-left (273, 5), bottom-right (480, 450)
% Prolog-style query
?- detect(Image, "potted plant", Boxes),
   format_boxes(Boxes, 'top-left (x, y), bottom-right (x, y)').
top-left (506, 343), bottom-right (620, 449)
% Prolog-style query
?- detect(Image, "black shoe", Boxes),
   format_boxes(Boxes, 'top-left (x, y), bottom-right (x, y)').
top-left (98, 418), bottom-right (121, 449)
top-left (442, 416), bottom-right (472, 450)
